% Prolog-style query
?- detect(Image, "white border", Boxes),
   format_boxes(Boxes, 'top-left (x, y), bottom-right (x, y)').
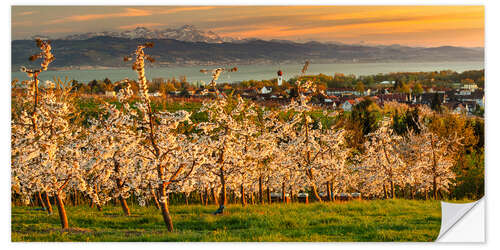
top-left (2, 0), bottom-right (497, 249)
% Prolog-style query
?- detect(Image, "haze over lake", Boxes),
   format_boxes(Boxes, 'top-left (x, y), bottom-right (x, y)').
top-left (12, 61), bottom-right (484, 84)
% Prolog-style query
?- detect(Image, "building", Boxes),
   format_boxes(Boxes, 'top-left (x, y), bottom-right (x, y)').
top-left (341, 100), bottom-right (355, 111)
top-left (378, 80), bottom-right (395, 85)
top-left (277, 70), bottom-right (283, 86)
top-left (462, 83), bottom-right (479, 91)
top-left (150, 92), bottom-right (163, 97)
top-left (326, 88), bottom-right (357, 96)
top-left (444, 102), bottom-right (469, 115)
top-left (260, 86), bottom-right (272, 94)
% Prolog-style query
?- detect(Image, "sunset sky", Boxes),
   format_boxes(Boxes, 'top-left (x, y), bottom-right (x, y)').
top-left (11, 6), bottom-right (484, 47)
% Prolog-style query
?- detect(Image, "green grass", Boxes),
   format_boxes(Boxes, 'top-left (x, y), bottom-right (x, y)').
top-left (11, 199), bottom-right (441, 242)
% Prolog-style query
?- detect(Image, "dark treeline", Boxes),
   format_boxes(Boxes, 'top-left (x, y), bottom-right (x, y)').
top-left (50, 69), bottom-right (484, 96)
top-left (242, 69), bottom-right (484, 90)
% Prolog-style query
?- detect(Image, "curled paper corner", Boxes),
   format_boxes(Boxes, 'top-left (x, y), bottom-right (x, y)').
top-left (436, 198), bottom-right (485, 242)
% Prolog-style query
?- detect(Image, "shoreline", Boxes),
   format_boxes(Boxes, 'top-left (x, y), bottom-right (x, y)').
top-left (11, 60), bottom-right (485, 73)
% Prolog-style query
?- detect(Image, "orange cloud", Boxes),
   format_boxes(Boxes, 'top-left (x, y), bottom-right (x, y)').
top-left (157, 6), bottom-right (216, 14)
top-left (44, 6), bottom-right (217, 25)
top-left (45, 8), bottom-right (151, 24)
top-left (12, 21), bottom-right (32, 27)
top-left (118, 23), bottom-right (164, 30)
top-left (217, 6), bottom-right (483, 47)
top-left (17, 11), bottom-right (37, 16)
top-left (317, 6), bottom-right (483, 21)
top-left (39, 28), bottom-right (77, 34)
top-left (11, 6), bottom-right (484, 47)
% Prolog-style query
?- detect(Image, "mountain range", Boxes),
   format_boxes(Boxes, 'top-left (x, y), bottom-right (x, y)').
top-left (13, 25), bottom-right (484, 69)
top-left (33, 25), bottom-right (236, 44)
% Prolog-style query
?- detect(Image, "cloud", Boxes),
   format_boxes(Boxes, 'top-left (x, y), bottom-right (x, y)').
top-left (206, 6), bottom-right (483, 40)
top-left (44, 6), bottom-right (217, 25)
top-left (45, 8), bottom-right (152, 24)
top-left (352, 27), bottom-right (484, 40)
top-left (118, 23), bottom-right (164, 30)
top-left (12, 21), bottom-right (32, 27)
top-left (38, 28), bottom-right (76, 34)
top-left (340, 27), bottom-right (484, 47)
top-left (17, 11), bottom-right (38, 16)
top-left (157, 6), bottom-right (216, 14)
top-left (11, 6), bottom-right (484, 46)
top-left (214, 8), bottom-right (482, 45)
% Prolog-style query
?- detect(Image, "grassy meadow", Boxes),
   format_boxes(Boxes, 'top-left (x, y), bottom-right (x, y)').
top-left (11, 199), bottom-right (441, 242)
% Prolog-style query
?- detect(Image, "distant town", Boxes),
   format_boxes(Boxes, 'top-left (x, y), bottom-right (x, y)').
top-left (20, 69), bottom-right (484, 117)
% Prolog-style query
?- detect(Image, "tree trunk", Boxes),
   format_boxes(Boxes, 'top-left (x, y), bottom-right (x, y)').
top-left (259, 176), bottom-right (264, 204)
top-left (119, 196), bottom-right (131, 216)
top-left (306, 169), bottom-right (322, 203)
top-left (383, 183), bottom-right (388, 199)
top-left (151, 188), bottom-right (161, 210)
top-left (212, 188), bottom-right (219, 206)
top-left (289, 186), bottom-right (293, 203)
top-left (75, 190), bottom-right (80, 206)
top-left (438, 190), bottom-right (444, 200)
top-left (204, 188), bottom-right (209, 206)
top-left (433, 176), bottom-right (438, 200)
top-left (184, 193), bottom-right (189, 206)
top-left (159, 201), bottom-right (174, 232)
top-left (43, 192), bottom-right (52, 214)
top-left (266, 187), bottom-right (271, 204)
top-left (199, 191), bottom-right (204, 205)
top-left (37, 192), bottom-right (46, 209)
top-left (94, 184), bottom-right (103, 211)
top-left (219, 167), bottom-right (227, 207)
top-left (311, 183), bottom-right (322, 203)
top-left (55, 193), bottom-right (68, 229)
top-left (74, 189), bottom-right (78, 206)
top-left (158, 183), bottom-right (174, 232)
top-left (390, 180), bottom-right (395, 199)
top-left (240, 184), bottom-right (246, 207)
top-left (330, 182), bottom-right (335, 202)
top-left (282, 182), bottom-right (286, 204)
top-left (219, 182), bottom-right (227, 207)
top-left (113, 161), bottom-right (130, 215)
top-left (326, 181), bottom-right (332, 202)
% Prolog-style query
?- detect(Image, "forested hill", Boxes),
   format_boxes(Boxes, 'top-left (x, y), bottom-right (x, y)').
top-left (12, 36), bottom-right (484, 69)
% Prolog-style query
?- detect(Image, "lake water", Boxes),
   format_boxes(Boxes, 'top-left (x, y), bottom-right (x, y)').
top-left (11, 61), bottom-right (484, 84)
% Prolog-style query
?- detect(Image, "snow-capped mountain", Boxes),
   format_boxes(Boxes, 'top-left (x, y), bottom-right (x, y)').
top-left (61, 25), bottom-right (236, 43)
